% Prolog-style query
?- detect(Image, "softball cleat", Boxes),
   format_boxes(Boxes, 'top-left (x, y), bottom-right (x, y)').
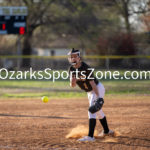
top-left (77, 136), bottom-right (95, 142)
top-left (98, 130), bottom-right (114, 138)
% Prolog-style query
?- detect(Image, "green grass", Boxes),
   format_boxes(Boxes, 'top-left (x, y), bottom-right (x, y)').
top-left (2, 92), bottom-right (86, 98)
top-left (0, 80), bottom-right (149, 99)
top-left (0, 80), bottom-right (70, 89)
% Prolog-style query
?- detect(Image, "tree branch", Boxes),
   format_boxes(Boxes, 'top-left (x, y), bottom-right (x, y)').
top-left (22, 0), bottom-right (30, 6)
top-left (30, 0), bottom-right (55, 27)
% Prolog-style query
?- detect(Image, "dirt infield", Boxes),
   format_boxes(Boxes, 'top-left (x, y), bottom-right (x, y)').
top-left (0, 95), bottom-right (149, 150)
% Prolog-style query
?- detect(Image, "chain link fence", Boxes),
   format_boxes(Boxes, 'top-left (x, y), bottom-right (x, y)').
top-left (0, 55), bottom-right (150, 70)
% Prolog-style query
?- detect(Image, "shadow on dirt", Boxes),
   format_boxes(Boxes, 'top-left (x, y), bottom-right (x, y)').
top-left (0, 113), bottom-right (71, 119)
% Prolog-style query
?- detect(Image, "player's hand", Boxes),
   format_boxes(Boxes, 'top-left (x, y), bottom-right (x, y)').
top-left (70, 74), bottom-right (76, 87)
top-left (72, 75), bottom-right (76, 82)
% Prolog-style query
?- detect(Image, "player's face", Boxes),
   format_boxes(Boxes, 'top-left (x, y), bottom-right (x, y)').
top-left (68, 53), bottom-right (80, 66)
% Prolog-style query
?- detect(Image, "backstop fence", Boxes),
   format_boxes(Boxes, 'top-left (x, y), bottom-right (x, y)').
top-left (0, 55), bottom-right (150, 70)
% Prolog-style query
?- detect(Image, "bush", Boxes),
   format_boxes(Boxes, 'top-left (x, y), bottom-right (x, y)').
top-left (97, 32), bottom-right (137, 55)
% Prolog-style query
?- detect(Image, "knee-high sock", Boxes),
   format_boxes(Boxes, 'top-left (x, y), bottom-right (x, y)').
top-left (99, 116), bottom-right (109, 133)
top-left (88, 118), bottom-right (96, 137)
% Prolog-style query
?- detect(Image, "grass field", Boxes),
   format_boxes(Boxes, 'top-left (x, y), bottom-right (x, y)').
top-left (0, 79), bottom-right (149, 99)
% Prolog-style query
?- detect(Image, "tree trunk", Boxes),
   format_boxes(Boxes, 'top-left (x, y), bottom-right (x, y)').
top-left (122, 0), bottom-right (131, 33)
top-left (21, 31), bottom-right (33, 68)
top-left (124, 6), bottom-right (131, 33)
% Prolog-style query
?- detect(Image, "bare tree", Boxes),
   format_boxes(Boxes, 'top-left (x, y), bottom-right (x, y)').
top-left (21, 0), bottom-right (55, 67)
top-left (114, 0), bottom-right (150, 33)
top-left (135, 0), bottom-right (150, 32)
top-left (113, 0), bottom-right (132, 33)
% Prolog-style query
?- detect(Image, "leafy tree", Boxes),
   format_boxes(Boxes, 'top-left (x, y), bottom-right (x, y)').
top-left (49, 0), bottom-right (99, 52)
top-left (21, 0), bottom-right (55, 67)
top-left (19, 0), bottom-right (99, 67)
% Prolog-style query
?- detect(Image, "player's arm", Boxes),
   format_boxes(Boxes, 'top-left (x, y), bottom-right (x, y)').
top-left (70, 74), bottom-right (76, 87)
top-left (85, 64), bottom-right (99, 96)
top-left (89, 80), bottom-right (99, 97)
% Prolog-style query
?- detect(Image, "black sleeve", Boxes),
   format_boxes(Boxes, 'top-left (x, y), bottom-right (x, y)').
top-left (83, 63), bottom-right (95, 81)
top-left (68, 66), bottom-right (76, 77)
top-left (86, 68), bottom-right (95, 81)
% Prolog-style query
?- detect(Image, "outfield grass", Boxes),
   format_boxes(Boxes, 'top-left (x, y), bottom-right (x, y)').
top-left (0, 80), bottom-right (149, 99)
top-left (2, 91), bottom-right (86, 99)
top-left (0, 80), bottom-right (69, 89)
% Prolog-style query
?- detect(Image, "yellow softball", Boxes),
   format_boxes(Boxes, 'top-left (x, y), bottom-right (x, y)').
top-left (42, 96), bottom-right (49, 103)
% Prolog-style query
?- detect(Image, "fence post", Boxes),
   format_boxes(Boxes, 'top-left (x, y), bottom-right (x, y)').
top-left (17, 35), bottom-right (21, 70)
top-left (105, 57), bottom-right (110, 70)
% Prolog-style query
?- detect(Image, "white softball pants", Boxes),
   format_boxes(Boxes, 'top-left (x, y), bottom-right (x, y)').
top-left (87, 82), bottom-right (105, 119)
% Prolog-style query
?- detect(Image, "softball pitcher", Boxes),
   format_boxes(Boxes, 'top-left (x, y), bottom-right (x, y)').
top-left (68, 48), bottom-right (114, 142)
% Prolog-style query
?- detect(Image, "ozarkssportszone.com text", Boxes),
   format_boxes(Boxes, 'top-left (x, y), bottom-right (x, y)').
top-left (0, 68), bottom-right (150, 81)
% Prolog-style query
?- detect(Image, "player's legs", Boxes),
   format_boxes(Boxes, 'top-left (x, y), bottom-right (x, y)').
top-left (88, 83), bottom-right (110, 134)
top-left (87, 87), bottom-right (106, 138)
top-left (88, 82), bottom-right (105, 119)
top-left (96, 83), bottom-right (110, 133)
top-left (87, 91), bottom-right (96, 138)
